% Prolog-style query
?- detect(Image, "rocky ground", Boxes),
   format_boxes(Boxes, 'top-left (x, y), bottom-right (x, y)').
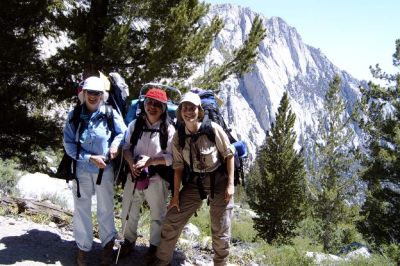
top-left (3, 173), bottom-right (246, 265)
top-left (2, 173), bottom-right (374, 266)
top-left (0, 215), bottom-right (188, 266)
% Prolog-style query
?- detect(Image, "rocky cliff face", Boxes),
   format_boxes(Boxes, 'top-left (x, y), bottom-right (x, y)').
top-left (200, 4), bottom-right (362, 161)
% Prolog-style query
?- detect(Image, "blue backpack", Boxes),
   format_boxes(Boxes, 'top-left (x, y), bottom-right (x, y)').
top-left (123, 83), bottom-right (181, 190)
top-left (125, 83), bottom-right (181, 124)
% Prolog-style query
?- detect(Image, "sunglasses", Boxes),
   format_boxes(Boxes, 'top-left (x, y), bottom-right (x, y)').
top-left (145, 98), bottom-right (164, 108)
top-left (86, 90), bottom-right (103, 96)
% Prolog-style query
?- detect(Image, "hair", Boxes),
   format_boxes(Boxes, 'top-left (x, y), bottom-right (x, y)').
top-left (159, 111), bottom-right (170, 150)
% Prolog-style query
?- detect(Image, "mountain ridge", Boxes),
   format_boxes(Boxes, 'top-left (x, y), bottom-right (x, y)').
top-left (200, 3), bottom-right (362, 160)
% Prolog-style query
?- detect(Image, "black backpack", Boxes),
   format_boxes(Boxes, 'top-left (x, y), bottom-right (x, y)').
top-left (177, 90), bottom-right (247, 187)
top-left (107, 72), bottom-right (130, 119)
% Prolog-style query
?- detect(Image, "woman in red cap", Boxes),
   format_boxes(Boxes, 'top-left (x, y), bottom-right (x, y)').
top-left (118, 88), bottom-right (175, 262)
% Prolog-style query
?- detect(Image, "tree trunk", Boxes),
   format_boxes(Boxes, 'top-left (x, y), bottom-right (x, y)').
top-left (84, 0), bottom-right (109, 78)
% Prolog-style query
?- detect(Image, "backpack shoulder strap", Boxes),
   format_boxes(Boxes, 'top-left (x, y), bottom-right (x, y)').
top-left (200, 116), bottom-right (216, 144)
top-left (105, 105), bottom-right (116, 138)
top-left (130, 115), bottom-right (146, 150)
top-left (68, 104), bottom-right (84, 195)
top-left (70, 104), bottom-right (83, 131)
top-left (177, 122), bottom-right (186, 150)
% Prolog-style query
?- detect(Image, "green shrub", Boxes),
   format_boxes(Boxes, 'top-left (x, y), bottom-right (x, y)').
top-left (0, 158), bottom-right (21, 196)
top-left (188, 200), bottom-right (258, 243)
top-left (232, 219), bottom-right (258, 243)
top-left (296, 217), bottom-right (323, 245)
top-left (291, 236), bottom-right (323, 253)
top-left (382, 243), bottom-right (400, 265)
top-left (296, 217), bottom-right (364, 254)
top-left (188, 203), bottom-right (210, 237)
top-left (332, 254), bottom-right (396, 266)
top-left (233, 185), bottom-right (247, 205)
top-left (258, 243), bottom-right (315, 266)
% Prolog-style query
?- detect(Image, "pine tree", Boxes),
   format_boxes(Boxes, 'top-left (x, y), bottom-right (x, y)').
top-left (48, 0), bottom-right (266, 96)
top-left (0, 1), bottom-right (266, 166)
top-left (247, 92), bottom-right (306, 244)
top-left (358, 39), bottom-right (400, 245)
top-left (308, 75), bottom-right (360, 252)
top-left (47, 0), bottom-right (221, 94)
top-left (0, 0), bottom-right (62, 168)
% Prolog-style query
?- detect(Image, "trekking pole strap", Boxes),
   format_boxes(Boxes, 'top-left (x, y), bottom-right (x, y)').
top-left (73, 117), bottom-right (83, 198)
top-left (74, 141), bottom-right (82, 198)
top-left (196, 175), bottom-right (207, 200)
top-left (75, 178), bottom-right (81, 198)
top-left (210, 173), bottom-right (215, 199)
top-left (96, 169), bottom-right (104, 185)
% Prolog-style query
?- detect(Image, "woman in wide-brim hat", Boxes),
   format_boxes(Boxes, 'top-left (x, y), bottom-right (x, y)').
top-left (63, 76), bottom-right (127, 266)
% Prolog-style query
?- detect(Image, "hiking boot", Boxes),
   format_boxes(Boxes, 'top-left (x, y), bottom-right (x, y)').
top-left (100, 239), bottom-right (114, 266)
top-left (76, 249), bottom-right (88, 266)
top-left (117, 239), bottom-right (134, 258)
top-left (143, 244), bottom-right (157, 264)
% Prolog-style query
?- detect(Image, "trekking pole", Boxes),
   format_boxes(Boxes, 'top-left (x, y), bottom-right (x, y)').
top-left (115, 175), bottom-right (138, 264)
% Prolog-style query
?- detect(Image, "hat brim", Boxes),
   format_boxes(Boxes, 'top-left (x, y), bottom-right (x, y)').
top-left (145, 95), bottom-right (168, 104)
top-left (83, 88), bottom-right (104, 92)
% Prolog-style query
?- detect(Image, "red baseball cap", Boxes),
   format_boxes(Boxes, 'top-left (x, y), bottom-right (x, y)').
top-left (145, 88), bottom-right (168, 104)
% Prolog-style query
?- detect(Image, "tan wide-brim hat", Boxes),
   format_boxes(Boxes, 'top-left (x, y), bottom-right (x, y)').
top-left (176, 92), bottom-right (205, 122)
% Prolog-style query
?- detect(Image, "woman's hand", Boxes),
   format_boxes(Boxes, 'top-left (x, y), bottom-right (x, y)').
top-left (90, 155), bottom-right (107, 169)
top-left (167, 196), bottom-right (180, 212)
top-left (109, 146), bottom-right (118, 160)
top-left (134, 155), bottom-right (150, 170)
top-left (129, 162), bottom-right (140, 177)
top-left (225, 183), bottom-right (234, 202)
top-left (130, 155), bottom-right (150, 177)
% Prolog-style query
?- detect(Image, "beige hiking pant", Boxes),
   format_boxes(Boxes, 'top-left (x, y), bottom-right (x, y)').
top-left (155, 172), bottom-right (234, 266)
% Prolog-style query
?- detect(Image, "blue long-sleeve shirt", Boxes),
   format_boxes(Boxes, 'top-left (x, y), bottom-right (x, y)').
top-left (63, 104), bottom-right (127, 173)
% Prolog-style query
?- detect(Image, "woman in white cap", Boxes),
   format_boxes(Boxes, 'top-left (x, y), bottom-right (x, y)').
top-left (63, 76), bottom-right (127, 266)
top-left (149, 91), bottom-right (235, 266)
top-left (118, 88), bottom-right (175, 263)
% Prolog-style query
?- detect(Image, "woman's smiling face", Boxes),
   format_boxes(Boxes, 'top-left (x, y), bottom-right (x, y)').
top-left (181, 102), bottom-right (199, 123)
top-left (144, 98), bottom-right (164, 121)
top-left (84, 90), bottom-right (103, 112)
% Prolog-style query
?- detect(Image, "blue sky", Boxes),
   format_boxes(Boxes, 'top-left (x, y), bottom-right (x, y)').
top-left (204, 0), bottom-right (399, 81)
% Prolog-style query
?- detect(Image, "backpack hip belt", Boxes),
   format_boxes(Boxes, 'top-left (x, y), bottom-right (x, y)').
top-left (187, 164), bottom-right (225, 200)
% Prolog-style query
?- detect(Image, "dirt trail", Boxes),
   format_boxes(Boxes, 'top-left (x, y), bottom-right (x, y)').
top-left (0, 216), bottom-right (186, 266)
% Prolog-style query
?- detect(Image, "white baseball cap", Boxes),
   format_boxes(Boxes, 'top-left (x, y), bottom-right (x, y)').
top-left (176, 92), bottom-right (204, 121)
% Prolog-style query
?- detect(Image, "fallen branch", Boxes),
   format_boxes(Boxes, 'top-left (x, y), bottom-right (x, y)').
top-left (1, 196), bottom-right (73, 225)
